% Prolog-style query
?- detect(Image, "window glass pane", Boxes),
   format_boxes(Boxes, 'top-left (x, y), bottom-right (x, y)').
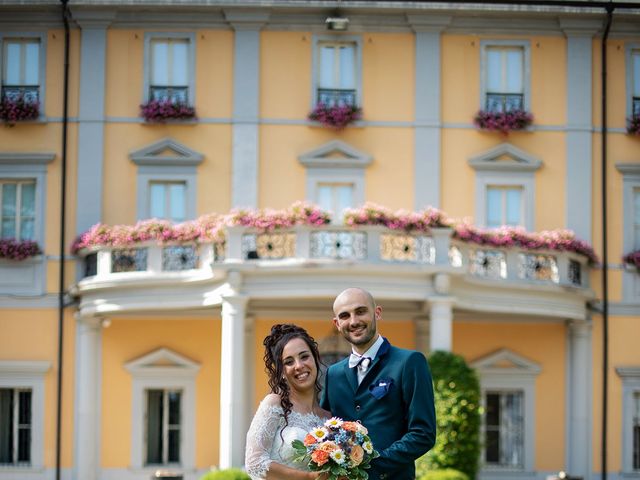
top-left (338, 45), bottom-right (355, 89)
top-left (485, 430), bottom-right (500, 463)
top-left (486, 49), bottom-right (502, 92)
top-left (336, 184), bottom-right (354, 216)
top-left (505, 188), bottom-right (522, 226)
top-left (168, 183), bottom-right (186, 223)
top-left (0, 389), bottom-right (13, 464)
top-left (24, 41), bottom-right (39, 85)
top-left (171, 40), bottom-right (188, 86)
top-left (168, 429), bottom-right (180, 463)
top-left (20, 183), bottom-right (35, 217)
top-left (1, 220), bottom-right (15, 239)
top-left (146, 390), bottom-right (163, 464)
top-left (4, 42), bottom-right (21, 85)
top-left (316, 185), bottom-right (333, 212)
top-left (168, 391), bottom-right (181, 425)
top-left (20, 219), bottom-right (34, 241)
top-left (2, 183), bottom-right (17, 217)
top-left (634, 392), bottom-right (640, 470)
top-left (18, 391), bottom-right (31, 425)
top-left (633, 51), bottom-right (640, 96)
top-left (486, 188), bottom-right (502, 227)
top-left (151, 41), bottom-right (169, 86)
top-left (149, 183), bottom-right (166, 219)
top-left (505, 49), bottom-right (523, 93)
top-left (319, 46), bottom-right (335, 89)
top-left (17, 428), bottom-right (30, 463)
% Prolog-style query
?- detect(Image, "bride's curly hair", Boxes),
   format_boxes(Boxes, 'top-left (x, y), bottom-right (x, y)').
top-left (263, 324), bottom-right (323, 428)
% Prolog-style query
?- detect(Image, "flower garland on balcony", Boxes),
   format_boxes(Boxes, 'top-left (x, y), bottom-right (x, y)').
top-left (626, 114), bottom-right (640, 136)
top-left (140, 99), bottom-right (196, 123)
top-left (0, 95), bottom-right (40, 125)
top-left (623, 250), bottom-right (640, 270)
top-left (474, 109), bottom-right (533, 134)
top-left (71, 202), bottom-right (330, 254)
top-left (70, 201), bottom-right (597, 264)
top-left (0, 238), bottom-right (41, 261)
top-left (308, 103), bottom-right (362, 129)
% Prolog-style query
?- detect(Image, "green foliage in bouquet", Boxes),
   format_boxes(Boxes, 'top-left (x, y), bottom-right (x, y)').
top-left (416, 351), bottom-right (481, 480)
top-left (198, 468), bottom-right (250, 480)
top-left (417, 468), bottom-right (470, 480)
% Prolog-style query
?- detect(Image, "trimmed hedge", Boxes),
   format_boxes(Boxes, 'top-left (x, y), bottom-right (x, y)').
top-left (416, 351), bottom-right (481, 479)
top-left (418, 468), bottom-right (470, 480)
top-left (199, 468), bottom-right (251, 480)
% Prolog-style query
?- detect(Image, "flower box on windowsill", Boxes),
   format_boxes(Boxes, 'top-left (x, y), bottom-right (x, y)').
top-left (140, 100), bottom-right (197, 124)
top-left (623, 250), bottom-right (640, 272)
top-left (626, 114), bottom-right (640, 136)
top-left (0, 239), bottom-right (42, 261)
top-left (474, 110), bottom-right (533, 135)
top-left (0, 95), bottom-right (40, 126)
top-left (308, 103), bottom-right (362, 130)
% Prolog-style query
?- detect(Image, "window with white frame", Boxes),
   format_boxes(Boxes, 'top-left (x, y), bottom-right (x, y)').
top-left (145, 389), bottom-right (182, 465)
top-left (316, 182), bottom-right (354, 219)
top-left (0, 388), bottom-right (32, 466)
top-left (149, 181), bottom-right (186, 223)
top-left (629, 47), bottom-right (640, 117)
top-left (1, 37), bottom-right (41, 105)
top-left (484, 390), bottom-right (525, 468)
top-left (0, 361), bottom-right (49, 472)
top-left (481, 41), bottom-right (530, 113)
top-left (313, 36), bottom-right (361, 108)
top-left (144, 34), bottom-right (194, 105)
top-left (634, 391), bottom-right (640, 471)
top-left (0, 179), bottom-right (36, 241)
top-left (617, 367), bottom-right (640, 474)
top-left (633, 188), bottom-right (640, 250)
top-left (486, 185), bottom-right (523, 228)
top-left (616, 164), bottom-right (640, 300)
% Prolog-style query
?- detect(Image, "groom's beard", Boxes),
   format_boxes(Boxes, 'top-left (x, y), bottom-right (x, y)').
top-left (342, 318), bottom-right (377, 347)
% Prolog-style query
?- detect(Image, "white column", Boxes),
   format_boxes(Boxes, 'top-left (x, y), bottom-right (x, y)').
top-left (73, 315), bottom-right (102, 480)
top-left (244, 315), bottom-right (256, 443)
top-left (566, 320), bottom-right (592, 479)
top-left (414, 317), bottom-right (430, 355)
top-left (429, 298), bottom-right (453, 352)
top-left (219, 294), bottom-right (249, 468)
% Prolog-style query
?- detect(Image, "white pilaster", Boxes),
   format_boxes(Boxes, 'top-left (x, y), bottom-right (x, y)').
top-left (429, 298), bottom-right (453, 352)
top-left (414, 317), bottom-right (430, 355)
top-left (244, 315), bottom-right (256, 442)
top-left (566, 320), bottom-right (592, 479)
top-left (219, 294), bottom-right (249, 468)
top-left (73, 315), bottom-right (102, 480)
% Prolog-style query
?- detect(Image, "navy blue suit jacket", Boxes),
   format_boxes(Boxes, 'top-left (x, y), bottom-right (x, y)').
top-left (320, 339), bottom-right (436, 480)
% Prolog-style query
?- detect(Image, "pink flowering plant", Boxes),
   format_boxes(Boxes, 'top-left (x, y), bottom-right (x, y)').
top-left (343, 202), bottom-right (450, 233)
top-left (292, 417), bottom-right (379, 480)
top-left (623, 250), bottom-right (640, 269)
top-left (474, 110), bottom-right (533, 134)
top-left (224, 201), bottom-right (331, 231)
top-left (140, 99), bottom-right (196, 123)
top-left (309, 103), bottom-right (362, 129)
top-left (0, 238), bottom-right (41, 260)
top-left (627, 114), bottom-right (640, 136)
top-left (0, 94), bottom-right (40, 125)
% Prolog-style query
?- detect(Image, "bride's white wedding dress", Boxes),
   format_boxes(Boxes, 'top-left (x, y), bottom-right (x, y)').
top-left (245, 395), bottom-right (326, 480)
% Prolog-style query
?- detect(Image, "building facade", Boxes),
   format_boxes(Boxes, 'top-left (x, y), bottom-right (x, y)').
top-left (0, 1), bottom-right (639, 480)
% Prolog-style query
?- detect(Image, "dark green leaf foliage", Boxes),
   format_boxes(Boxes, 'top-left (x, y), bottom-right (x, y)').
top-left (199, 468), bottom-right (251, 480)
top-left (418, 468), bottom-right (470, 480)
top-left (416, 351), bottom-right (481, 480)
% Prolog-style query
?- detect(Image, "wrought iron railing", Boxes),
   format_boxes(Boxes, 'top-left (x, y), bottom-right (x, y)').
top-left (1, 85), bottom-right (39, 103)
top-left (149, 86), bottom-right (189, 104)
top-left (485, 92), bottom-right (524, 112)
top-left (633, 97), bottom-right (640, 116)
top-left (317, 88), bottom-right (357, 107)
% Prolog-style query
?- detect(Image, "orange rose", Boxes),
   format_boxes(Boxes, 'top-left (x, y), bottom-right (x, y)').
top-left (341, 421), bottom-right (359, 432)
top-left (318, 441), bottom-right (338, 453)
top-left (311, 449), bottom-right (330, 466)
top-left (303, 434), bottom-right (317, 446)
top-left (349, 444), bottom-right (364, 466)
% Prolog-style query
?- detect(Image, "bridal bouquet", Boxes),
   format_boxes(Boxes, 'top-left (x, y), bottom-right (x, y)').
top-left (292, 417), bottom-right (380, 480)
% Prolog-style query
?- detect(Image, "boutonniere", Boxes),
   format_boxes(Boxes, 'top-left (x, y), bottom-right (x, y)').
top-left (369, 377), bottom-right (394, 399)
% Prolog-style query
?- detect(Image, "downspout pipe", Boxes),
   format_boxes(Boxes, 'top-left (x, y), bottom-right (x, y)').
top-left (56, 2), bottom-right (70, 480)
top-left (600, 5), bottom-right (613, 480)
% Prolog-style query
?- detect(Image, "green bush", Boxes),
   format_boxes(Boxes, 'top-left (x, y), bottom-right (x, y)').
top-left (418, 468), bottom-right (470, 480)
top-left (416, 351), bottom-right (481, 480)
top-left (199, 468), bottom-right (251, 480)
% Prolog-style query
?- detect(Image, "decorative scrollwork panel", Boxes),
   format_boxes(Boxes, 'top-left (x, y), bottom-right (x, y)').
top-left (380, 234), bottom-right (435, 263)
top-left (469, 250), bottom-right (506, 279)
top-left (310, 231), bottom-right (367, 260)
top-left (162, 245), bottom-right (199, 271)
top-left (242, 233), bottom-right (296, 260)
top-left (518, 253), bottom-right (559, 283)
top-left (111, 248), bottom-right (148, 273)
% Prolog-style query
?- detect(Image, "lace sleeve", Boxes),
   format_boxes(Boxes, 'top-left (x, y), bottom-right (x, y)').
top-left (245, 397), bottom-right (284, 480)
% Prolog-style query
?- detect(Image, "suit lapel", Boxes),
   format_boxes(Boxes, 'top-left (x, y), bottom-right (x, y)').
top-left (342, 360), bottom-right (359, 393)
top-left (356, 338), bottom-right (391, 394)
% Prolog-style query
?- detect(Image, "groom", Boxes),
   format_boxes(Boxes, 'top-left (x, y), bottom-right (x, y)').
top-left (320, 288), bottom-right (436, 480)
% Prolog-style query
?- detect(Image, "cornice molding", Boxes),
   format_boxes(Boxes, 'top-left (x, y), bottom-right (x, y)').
top-left (559, 17), bottom-right (604, 37)
top-left (468, 143), bottom-right (543, 172)
top-left (130, 137), bottom-right (204, 166)
top-left (0, 152), bottom-right (56, 165)
top-left (223, 9), bottom-right (270, 30)
top-left (69, 8), bottom-right (117, 28)
top-left (616, 366), bottom-right (640, 378)
top-left (406, 13), bottom-right (452, 33)
top-left (298, 139), bottom-right (373, 169)
top-left (0, 360), bottom-right (51, 375)
top-left (616, 162), bottom-right (640, 176)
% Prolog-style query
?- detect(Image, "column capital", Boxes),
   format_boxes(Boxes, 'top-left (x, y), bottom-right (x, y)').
top-left (559, 18), bottom-right (602, 37)
top-left (406, 14), bottom-right (451, 33)
top-left (74, 312), bottom-right (103, 329)
top-left (224, 9), bottom-right (270, 30)
top-left (69, 8), bottom-right (117, 29)
top-left (567, 319), bottom-right (592, 337)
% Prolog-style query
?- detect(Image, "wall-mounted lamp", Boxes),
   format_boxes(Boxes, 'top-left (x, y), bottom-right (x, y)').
top-left (325, 15), bottom-right (349, 31)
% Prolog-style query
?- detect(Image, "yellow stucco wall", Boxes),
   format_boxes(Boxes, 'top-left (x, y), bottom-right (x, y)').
top-left (101, 317), bottom-right (220, 468)
top-left (454, 321), bottom-right (566, 472)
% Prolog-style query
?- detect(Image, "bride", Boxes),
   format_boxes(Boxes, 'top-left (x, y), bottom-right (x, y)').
top-left (245, 324), bottom-right (331, 480)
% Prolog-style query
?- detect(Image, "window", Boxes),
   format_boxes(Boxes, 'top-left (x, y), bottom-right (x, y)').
top-left (149, 181), bottom-right (186, 223)
top-left (313, 36), bottom-right (362, 108)
top-left (484, 391), bottom-right (524, 468)
top-left (145, 389), bottom-right (181, 465)
top-left (0, 180), bottom-right (35, 241)
top-left (317, 183), bottom-right (354, 218)
top-left (628, 46), bottom-right (640, 117)
top-left (634, 189), bottom-right (640, 250)
top-left (634, 391), bottom-right (640, 471)
top-left (617, 367), bottom-right (640, 474)
top-left (1, 38), bottom-right (40, 104)
top-left (481, 41), bottom-right (530, 113)
top-left (144, 34), bottom-right (195, 104)
top-left (486, 186), bottom-right (523, 228)
top-left (0, 388), bottom-right (32, 466)
top-left (617, 164), bottom-right (640, 300)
